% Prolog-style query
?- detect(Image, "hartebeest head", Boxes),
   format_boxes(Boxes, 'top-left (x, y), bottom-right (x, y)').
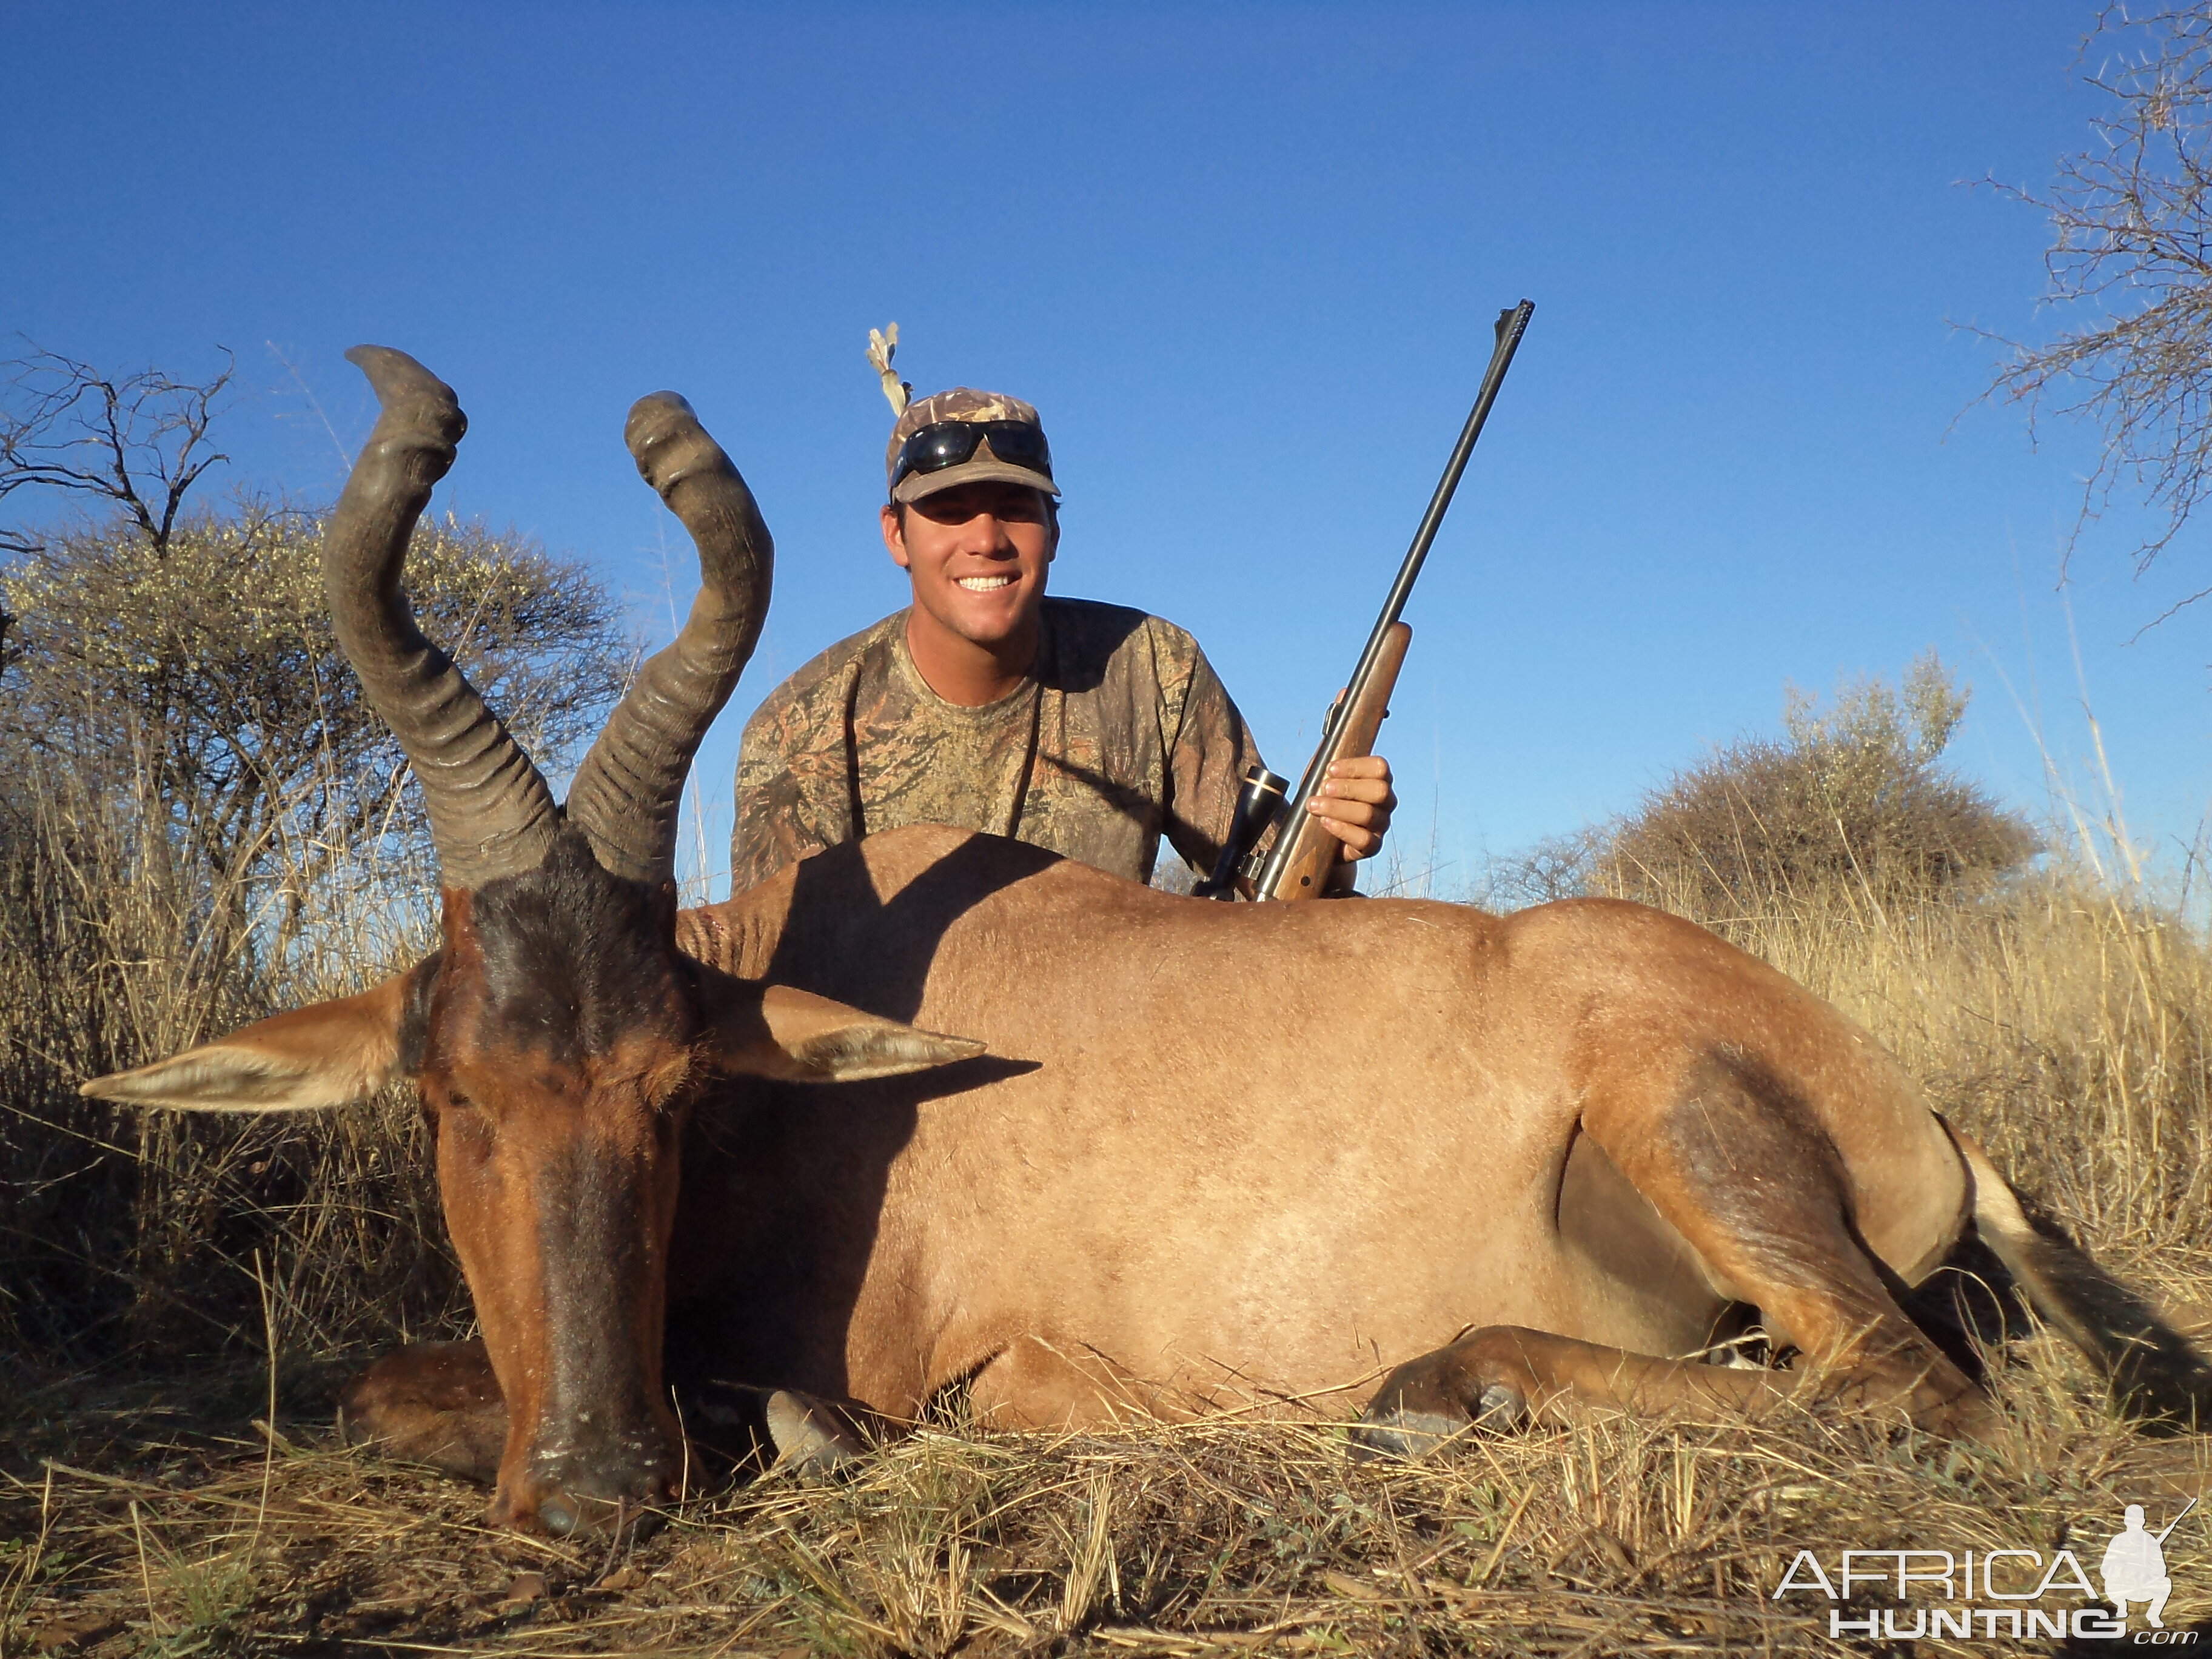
top-left (82, 348), bottom-right (977, 1534)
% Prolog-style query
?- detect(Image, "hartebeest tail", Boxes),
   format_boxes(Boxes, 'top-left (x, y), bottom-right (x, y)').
top-left (1952, 1127), bottom-right (2212, 1429)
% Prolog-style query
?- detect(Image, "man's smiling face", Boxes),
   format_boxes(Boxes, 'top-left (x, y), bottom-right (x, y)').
top-left (880, 480), bottom-right (1057, 652)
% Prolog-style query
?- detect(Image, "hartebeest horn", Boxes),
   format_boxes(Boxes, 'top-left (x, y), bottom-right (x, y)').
top-left (564, 394), bottom-right (771, 885)
top-left (326, 346), bottom-right (561, 888)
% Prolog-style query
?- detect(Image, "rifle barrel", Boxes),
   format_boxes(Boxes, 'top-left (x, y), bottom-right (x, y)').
top-left (1252, 299), bottom-right (1533, 900)
top-left (1371, 300), bottom-right (1533, 654)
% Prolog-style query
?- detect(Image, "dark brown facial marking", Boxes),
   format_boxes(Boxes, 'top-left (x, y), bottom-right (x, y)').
top-left (418, 830), bottom-right (701, 1533)
top-left (448, 833), bottom-right (694, 1070)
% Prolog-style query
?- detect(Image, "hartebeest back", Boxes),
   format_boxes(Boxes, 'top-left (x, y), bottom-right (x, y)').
top-left (86, 350), bottom-right (2212, 1540)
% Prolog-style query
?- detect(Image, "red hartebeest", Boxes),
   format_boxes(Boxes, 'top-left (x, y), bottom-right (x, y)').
top-left (86, 349), bottom-right (2211, 1538)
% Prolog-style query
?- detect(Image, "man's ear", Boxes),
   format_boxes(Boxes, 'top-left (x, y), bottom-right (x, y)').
top-left (700, 972), bottom-right (984, 1083)
top-left (880, 501), bottom-right (911, 569)
top-left (80, 968), bottom-right (422, 1111)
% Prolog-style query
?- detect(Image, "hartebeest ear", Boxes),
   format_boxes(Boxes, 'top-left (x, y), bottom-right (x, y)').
top-left (699, 974), bottom-right (984, 1083)
top-left (79, 973), bottom-right (414, 1111)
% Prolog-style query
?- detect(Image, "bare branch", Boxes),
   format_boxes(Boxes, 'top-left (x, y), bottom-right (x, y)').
top-left (1982, 5), bottom-right (2212, 591)
top-left (2129, 577), bottom-right (2212, 637)
top-left (0, 340), bottom-right (235, 557)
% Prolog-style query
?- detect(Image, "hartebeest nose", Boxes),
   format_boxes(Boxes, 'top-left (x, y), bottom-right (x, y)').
top-left (531, 1487), bottom-right (663, 1541)
top-left (498, 1439), bottom-right (680, 1538)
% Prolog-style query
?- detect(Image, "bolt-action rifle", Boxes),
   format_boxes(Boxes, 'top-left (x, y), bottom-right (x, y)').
top-left (1193, 299), bottom-right (1535, 901)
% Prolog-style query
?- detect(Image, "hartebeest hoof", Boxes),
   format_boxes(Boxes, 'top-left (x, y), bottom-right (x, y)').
top-left (1350, 1328), bottom-right (1541, 1461)
top-left (1344, 1336), bottom-right (1540, 1469)
top-left (1347, 1408), bottom-right (1469, 1462)
top-left (337, 1340), bottom-right (508, 1483)
top-left (764, 1389), bottom-right (876, 1473)
top-left (1350, 1384), bottom-right (1528, 1463)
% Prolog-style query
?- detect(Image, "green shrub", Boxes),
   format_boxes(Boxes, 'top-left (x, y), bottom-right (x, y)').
top-left (1588, 652), bottom-right (2038, 921)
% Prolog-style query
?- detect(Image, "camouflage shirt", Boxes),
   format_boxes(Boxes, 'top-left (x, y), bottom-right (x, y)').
top-left (731, 598), bottom-right (1267, 891)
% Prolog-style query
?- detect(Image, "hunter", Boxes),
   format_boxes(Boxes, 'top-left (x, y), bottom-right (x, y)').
top-left (730, 378), bottom-right (1396, 893)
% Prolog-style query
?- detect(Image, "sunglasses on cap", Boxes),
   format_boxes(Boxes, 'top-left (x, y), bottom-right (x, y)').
top-left (891, 421), bottom-right (1054, 492)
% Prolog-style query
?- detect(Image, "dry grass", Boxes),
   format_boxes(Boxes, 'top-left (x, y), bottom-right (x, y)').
top-left (5, 860), bottom-right (2211, 1655)
top-left (4, 1337), bottom-right (2210, 1656)
top-left (0, 748), bottom-right (461, 1372)
top-left (1622, 864), bottom-right (2212, 1275)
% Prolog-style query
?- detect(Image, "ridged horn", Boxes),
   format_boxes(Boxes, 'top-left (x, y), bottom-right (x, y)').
top-left (564, 393), bottom-right (772, 885)
top-left (324, 346), bottom-right (561, 889)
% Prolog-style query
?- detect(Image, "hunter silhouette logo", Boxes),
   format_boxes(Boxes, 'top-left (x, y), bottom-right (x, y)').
top-left (2103, 1499), bottom-right (2194, 1632)
top-left (1771, 1496), bottom-right (2200, 1642)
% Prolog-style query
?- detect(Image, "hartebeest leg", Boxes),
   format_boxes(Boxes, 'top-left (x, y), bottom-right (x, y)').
top-left (1358, 1325), bottom-right (1811, 1455)
top-left (1358, 1054), bottom-right (1989, 1455)
top-left (337, 1341), bottom-right (509, 1481)
top-left (342, 1344), bottom-right (891, 1483)
top-left (1355, 1314), bottom-right (1987, 1457)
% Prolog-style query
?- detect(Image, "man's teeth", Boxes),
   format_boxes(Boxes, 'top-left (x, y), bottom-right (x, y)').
top-left (956, 575), bottom-right (1015, 591)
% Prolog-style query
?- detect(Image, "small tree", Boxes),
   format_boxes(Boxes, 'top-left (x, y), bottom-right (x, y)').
top-left (0, 342), bottom-right (635, 975)
top-left (2, 341), bottom-right (237, 690)
top-left (1, 343), bottom-right (233, 561)
top-left (1594, 653), bottom-right (2038, 920)
top-left (2, 500), bottom-right (633, 970)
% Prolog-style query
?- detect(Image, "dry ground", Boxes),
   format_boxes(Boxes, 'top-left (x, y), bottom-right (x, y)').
top-left (5, 867), bottom-right (2211, 1657)
top-left (6, 1324), bottom-right (2212, 1657)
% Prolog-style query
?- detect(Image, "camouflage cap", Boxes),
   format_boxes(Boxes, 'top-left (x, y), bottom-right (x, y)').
top-left (885, 387), bottom-right (1059, 504)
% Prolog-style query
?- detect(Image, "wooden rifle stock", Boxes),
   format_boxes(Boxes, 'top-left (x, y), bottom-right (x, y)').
top-left (1255, 622), bottom-right (1409, 900)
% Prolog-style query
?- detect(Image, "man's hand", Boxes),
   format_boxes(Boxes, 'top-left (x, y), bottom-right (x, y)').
top-left (1305, 754), bottom-right (1396, 861)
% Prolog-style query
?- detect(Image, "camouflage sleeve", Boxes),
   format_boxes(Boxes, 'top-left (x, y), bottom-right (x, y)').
top-left (1161, 641), bottom-right (1268, 878)
top-left (732, 698), bottom-right (817, 893)
top-left (729, 652), bottom-right (862, 893)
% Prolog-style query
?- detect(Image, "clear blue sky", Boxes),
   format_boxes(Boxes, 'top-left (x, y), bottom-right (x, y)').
top-left (6, 3), bottom-right (2206, 898)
